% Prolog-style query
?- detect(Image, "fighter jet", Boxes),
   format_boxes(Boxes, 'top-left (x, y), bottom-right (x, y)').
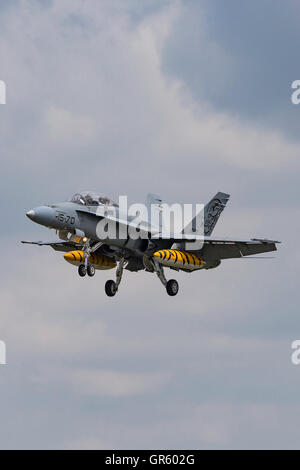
top-left (22, 191), bottom-right (280, 296)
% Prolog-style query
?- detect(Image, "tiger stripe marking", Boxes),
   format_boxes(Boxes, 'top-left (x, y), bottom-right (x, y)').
top-left (191, 253), bottom-right (198, 265)
top-left (182, 252), bottom-right (188, 264)
top-left (188, 253), bottom-right (195, 265)
top-left (64, 251), bottom-right (116, 270)
top-left (153, 249), bottom-right (205, 271)
top-left (187, 253), bottom-right (192, 264)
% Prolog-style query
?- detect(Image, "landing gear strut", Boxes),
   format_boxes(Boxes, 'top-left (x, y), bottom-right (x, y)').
top-left (105, 258), bottom-right (126, 297)
top-left (152, 260), bottom-right (179, 296)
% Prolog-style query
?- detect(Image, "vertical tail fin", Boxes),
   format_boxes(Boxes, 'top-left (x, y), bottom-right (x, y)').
top-left (183, 192), bottom-right (230, 236)
top-left (204, 192), bottom-right (230, 235)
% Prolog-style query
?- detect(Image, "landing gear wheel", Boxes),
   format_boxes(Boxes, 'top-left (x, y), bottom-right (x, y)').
top-left (166, 279), bottom-right (179, 296)
top-left (105, 280), bottom-right (117, 297)
top-left (87, 265), bottom-right (95, 277)
top-left (78, 264), bottom-right (87, 277)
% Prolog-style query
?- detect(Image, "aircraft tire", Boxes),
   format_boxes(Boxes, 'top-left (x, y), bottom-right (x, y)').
top-left (166, 279), bottom-right (179, 296)
top-left (87, 265), bottom-right (95, 277)
top-left (105, 280), bottom-right (117, 297)
top-left (78, 264), bottom-right (87, 277)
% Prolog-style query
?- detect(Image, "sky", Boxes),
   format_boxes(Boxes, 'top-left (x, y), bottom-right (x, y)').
top-left (0, 0), bottom-right (300, 449)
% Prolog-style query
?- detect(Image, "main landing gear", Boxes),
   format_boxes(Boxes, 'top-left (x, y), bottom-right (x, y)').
top-left (166, 279), bottom-right (179, 296)
top-left (152, 260), bottom-right (179, 296)
top-left (105, 258), bottom-right (126, 297)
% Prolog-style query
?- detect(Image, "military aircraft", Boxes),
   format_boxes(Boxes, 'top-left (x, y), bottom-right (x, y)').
top-left (22, 191), bottom-right (280, 296)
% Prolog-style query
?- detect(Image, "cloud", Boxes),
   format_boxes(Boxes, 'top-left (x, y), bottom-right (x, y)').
top-left (162, 0), bottom-right (300, 140)
top-left (69, 369), bottom-right (171, 397)
top-left (45, 106), bottom-right (97, 142)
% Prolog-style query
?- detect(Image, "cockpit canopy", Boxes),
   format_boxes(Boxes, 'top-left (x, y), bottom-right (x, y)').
top-left (69, 191), bottom-right (118, 207)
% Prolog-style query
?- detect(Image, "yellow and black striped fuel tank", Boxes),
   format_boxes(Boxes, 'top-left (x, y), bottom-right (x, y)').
top-left (64, 251), bottom-right (116, 270)
top-left (153, 249), bottom-right (205, 271)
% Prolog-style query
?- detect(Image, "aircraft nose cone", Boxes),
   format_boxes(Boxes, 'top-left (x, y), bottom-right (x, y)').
top-left (25, 206), bottom-right (55, 227)
top-left (26, 209), bottom-right (35, 221)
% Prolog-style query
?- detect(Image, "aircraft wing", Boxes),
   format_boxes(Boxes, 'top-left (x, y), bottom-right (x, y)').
top-left (198, 237), bottom-right (279, 261)
top-left (151, 234), bottom-right (280, 260)
top-left (21, 240), bottom-right (78, 253)
top-left (152, 233), bottom-right (280, 243)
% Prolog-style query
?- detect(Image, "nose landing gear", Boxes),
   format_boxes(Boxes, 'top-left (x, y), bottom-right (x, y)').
top-left (78, 240), bottom-right (102, 278)
top-left (87, 264), bottom-right (95, 277)
top-left (78, 264), bottom-right (95, 277)
top-left (78, 264), bottom-right (87, 277)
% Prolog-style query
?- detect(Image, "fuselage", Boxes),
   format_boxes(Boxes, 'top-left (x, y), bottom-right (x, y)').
top-left (26, 200), bottom-right (156, 256)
